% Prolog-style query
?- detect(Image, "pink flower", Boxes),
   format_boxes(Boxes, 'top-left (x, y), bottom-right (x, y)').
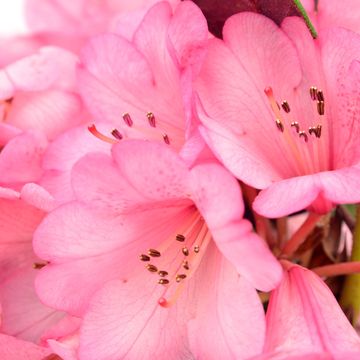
top-left (196, 13), bottom-right (360, 217)
top-left (78, 1), bottom-right (208, 154)
top-left (255, 263), bottom-right (360, 359)
top-left (34, 140), bottom-right (282, 358)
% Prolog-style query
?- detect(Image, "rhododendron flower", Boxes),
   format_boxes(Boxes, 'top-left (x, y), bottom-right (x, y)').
top-left (34, 140), bottom-right (281, 358)
top-left (254, 263), bottom-right (360, 359)
top-left (78, 1), bottom-right (208, 155)
top-left (196, 13), bottom-right (360, 217)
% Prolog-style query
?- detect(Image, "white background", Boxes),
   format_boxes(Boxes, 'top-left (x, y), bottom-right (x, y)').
top-left (0, 0), bottom-right (27, 35)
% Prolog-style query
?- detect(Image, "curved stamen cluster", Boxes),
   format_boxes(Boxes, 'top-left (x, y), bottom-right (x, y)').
top-left (88, 111), bottom-right (171, 145)
top-left (264, 85), bottom-right (328, 175)
top-left (139, 211), bottom-right (212, 308)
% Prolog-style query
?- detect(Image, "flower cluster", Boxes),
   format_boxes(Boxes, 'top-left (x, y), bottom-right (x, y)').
top-left (1, 0), bottom-right (360, 359)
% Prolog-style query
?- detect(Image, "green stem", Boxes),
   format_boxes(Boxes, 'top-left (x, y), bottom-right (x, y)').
top-left (293, 0), bottom-right (318, 38)
top-left (341, 205), bottom-right (360, 325)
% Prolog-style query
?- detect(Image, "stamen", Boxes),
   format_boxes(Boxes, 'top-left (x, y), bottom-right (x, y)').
top-left (309, 126), bottom-right (316, 136)
top-left (140, 254), bottom-right (151, 262)
top-left (148, 249), bottom-right (161, 257)
top-left (183, 261), bottom-right (189, 270)
top-left (176, 274), bottom-right (187, 282)
top-left (310, 86), bottom-right (317, 100)
top-left (194, 245), bottom-right (200, 253)
top-left (158, 278), bottom-right (169, 285)
top-left (299, 131), bottom-right (308, 142)
top-left (281, 101), bottom-right (291, 113)
top-left (316, 89), bottom-right (324, 102)
top-left (309, 125), bottom-right (322, 138)
top-left (147, 112), bottom-right (156, 127)
top-left (176, 234), bottom-right (185, 242)
top-left (264, 88), bottom-right (285, 133)
top-left (291, 121), bottom-right (300, 133)
top-left (163, 133), bottom-right (170, 145)
top-left (111, 128), bottom-right (123, 140)
top-left (122, 113), bottom-right (133, 127)
top-left (158, 271), bottom-right (168, 277)
top-left (315, 124), bottom-right (322, 138)
top-left (33, 262), bottom-right (47, 269)
top-left (317, 100), bottom-right (325, 115)
top-left (146, 264), bottom-right (158, 272)
top-left (88, 125), bottom-right (117, 144)
top-left (182, 247), bottom-right (189, 256)
top-left (276, 119), bottom-right (284, 132)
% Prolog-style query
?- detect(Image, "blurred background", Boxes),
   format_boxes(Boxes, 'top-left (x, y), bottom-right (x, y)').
top-left (0, 0), bottom-right (27, 35)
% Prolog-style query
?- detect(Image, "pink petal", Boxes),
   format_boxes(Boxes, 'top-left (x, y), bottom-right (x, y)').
top-left (264, 265), bottom-right (360, 355)
top-left (0, 334), bottom-right (51, 359)
top-left (20, 183), bottom-right (55, 212)
top-left (112, 140), bottom-right (190, 202)
top-left (0, 268), bottom-right (64, 343)
top-left (0, 123), bottom-right (21, 146)
top-left (188, 246), bottom-right (265, 359)
top-left (42, 124), bottom-right (111, 171)
top-left (190, 163), bottom-right (244, 226)
top-left (0, 186), bottom-right (19, 200)
top-left (6, 90), bottom-right (83, 141)
top-left (33, 203), bottom-right (131, 263)
top-left (39, 170), bottom-right (74, 206)
top-left (318, 165), bottom-right (360, 204)
top-left (35, 258), bottom-right (126, 316)
top-left (0, 131), bottom-right (48, 184)
top-left (190, 163), bottom-right (282, 291)
top-left (320, 28), bottom-right (360, 168)
top-left (79, 278), bottom-right (190, 360)
top-left (316, 0), bottom-right (360, 33)
top-left (71, 152), bottom-right (144, 213)
top-left (254, 165), bottom-right (360, 217)
top-left (253, 175), bottom-right (319, 218)
top-left (223, 12), bottom-right (301, 99)
top-left (195, 38), bottom-right (286, 188)
top-left (78, 33), bottom-right (154, 125)
top-left (166, 0), bottom-right (208, 73)
top-left (1, 47), bottom-right (78, 94)
top-left (40, 123), bottom-right (111, 204)
top-left (0, 197), bottom-right (44, 284)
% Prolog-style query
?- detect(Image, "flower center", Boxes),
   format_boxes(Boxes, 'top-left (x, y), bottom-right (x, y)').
top-left (138, 210), bottom-right (212, 308)
top-left (88, 111), bottom-right (171, 145)
top-left (264, 86), bottom-right (328, 175)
